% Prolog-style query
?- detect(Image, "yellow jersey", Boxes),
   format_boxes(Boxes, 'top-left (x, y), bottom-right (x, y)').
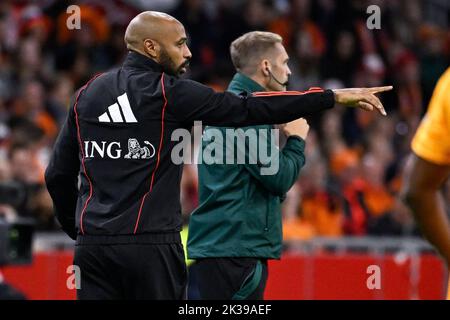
top-left (412, 67), bottom-right (450, 165)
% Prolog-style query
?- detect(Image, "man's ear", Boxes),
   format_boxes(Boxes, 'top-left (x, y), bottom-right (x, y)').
top-left (143, 39), bottom-right (159, 59)
top-left (261, 59), bottom-right (271, 77)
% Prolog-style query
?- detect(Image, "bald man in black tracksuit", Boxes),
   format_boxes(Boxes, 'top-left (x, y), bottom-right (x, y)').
top-left (44, 11), bottom-right (390, 300)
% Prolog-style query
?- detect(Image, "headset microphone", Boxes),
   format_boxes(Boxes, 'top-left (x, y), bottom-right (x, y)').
top-left (267, 69), bottom-right (288, 87)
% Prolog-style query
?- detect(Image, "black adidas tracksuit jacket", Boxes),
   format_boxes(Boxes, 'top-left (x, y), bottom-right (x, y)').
top-left (45, 51), bottom-right (335, 244)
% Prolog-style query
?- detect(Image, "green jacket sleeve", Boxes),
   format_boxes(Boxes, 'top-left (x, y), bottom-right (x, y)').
top-left (243, 128), bottom-right (306, 197)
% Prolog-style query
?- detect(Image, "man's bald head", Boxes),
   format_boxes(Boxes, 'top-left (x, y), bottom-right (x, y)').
top-left (124, 11), bottom-right (179, 53)
top-left (124, 11), bottom-right (192, 76)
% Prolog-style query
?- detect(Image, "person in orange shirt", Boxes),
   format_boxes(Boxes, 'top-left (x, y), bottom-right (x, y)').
top-left (283, 157), bottom-right (344, 241)
top-left (403, 67), bottom-right (450, 298)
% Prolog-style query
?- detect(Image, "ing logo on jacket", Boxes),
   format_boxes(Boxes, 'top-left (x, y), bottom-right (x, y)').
top-left (124, 139), bottom-right (155, 159)
top-left (83, 138), bottom-right (155, 160)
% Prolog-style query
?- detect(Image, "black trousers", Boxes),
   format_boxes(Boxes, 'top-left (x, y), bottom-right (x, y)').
top-left (73, 243), bottom-right (187, 300)
top-left (195, 258), bottom-right (268, 300)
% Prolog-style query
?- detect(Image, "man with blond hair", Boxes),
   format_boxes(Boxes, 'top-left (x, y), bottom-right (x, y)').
top-left (187, 31), bottom-right (388, 299)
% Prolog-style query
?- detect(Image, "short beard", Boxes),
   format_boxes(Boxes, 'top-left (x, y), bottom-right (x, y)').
top-left (159, 47), bottom-right (186, 77)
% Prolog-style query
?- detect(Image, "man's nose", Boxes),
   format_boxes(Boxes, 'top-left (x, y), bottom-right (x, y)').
top-left (184, 45), bottom-right (192, 59)
top-left (287, 66), bottom-right (292, 76)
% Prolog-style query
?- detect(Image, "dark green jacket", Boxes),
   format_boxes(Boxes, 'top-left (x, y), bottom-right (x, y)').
top-left (187, 73), bottom-right (306, 259)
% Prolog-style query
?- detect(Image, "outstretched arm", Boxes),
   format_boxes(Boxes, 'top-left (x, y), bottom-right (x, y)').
top-left (164, 75), bottom-right (392, 126)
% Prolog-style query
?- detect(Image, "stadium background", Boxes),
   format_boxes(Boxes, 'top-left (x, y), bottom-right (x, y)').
top-left (0, 0), bottom-right (449, 299)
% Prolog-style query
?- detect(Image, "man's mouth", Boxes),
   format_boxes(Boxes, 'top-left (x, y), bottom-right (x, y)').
top-left (178, 61), bottom-right (190, 74)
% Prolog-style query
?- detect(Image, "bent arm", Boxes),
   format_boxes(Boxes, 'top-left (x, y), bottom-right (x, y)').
top-left (244, 132), bottom-right (306, 197)
top-left (402, 154), bottom-right (450, 266)
top-left (45, 106), bottom-right (80, 240)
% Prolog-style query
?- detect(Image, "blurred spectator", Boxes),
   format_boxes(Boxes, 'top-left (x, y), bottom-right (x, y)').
top-left (283, 156), bottom-right (344, 240)
top-left (321, 30), bottom-right (359, 87)
top-left (7, 140), bottom-right (54, 230)
top-left (11, 80), bottom-right (58, 139)
top-left (171, 0), bottom-right (215, 78)
top-left (55, 4), bottom-right (111, 86)
top-left (47, 74), bottom-right (74, 127)
top-left (328, 146), bottom-right (368, 235)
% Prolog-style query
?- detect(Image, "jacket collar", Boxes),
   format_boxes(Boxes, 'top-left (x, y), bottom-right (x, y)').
top-left (123, 50), bottom-right (164, 72)
top-left (228, 73), bottom-right (266, 94)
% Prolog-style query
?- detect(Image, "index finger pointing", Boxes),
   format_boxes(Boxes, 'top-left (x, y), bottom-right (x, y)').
top-left (368, 86), bottom-right (393, 93)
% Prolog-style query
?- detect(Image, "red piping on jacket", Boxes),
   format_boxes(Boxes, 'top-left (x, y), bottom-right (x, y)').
top-left (133, 73), bottom-right (168, 234)
top-left (252, 87), bottom-right (324, 97)
top-left (74, 73), bottom-right (103, 235)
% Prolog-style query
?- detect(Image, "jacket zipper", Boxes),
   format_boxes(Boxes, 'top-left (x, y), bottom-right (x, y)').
top-left (264, 200), bottom-right (269, 231)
